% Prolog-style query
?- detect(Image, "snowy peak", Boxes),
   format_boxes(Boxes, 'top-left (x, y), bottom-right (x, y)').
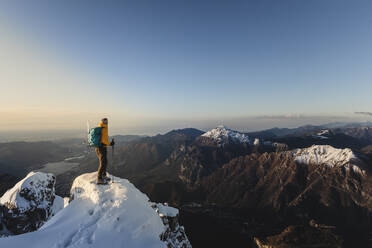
top-left (0, 172), bottom-right (61, 235)
top-left (293, 145), bottom-right (366, 176)
top-left (201, 125), bottom-right (250, 146)
top-left (294, 145), bottom-right (357, 168)
top-left (0, 172), bottom-right (55, 212)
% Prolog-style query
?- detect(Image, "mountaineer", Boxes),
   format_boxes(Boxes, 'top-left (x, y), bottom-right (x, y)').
top-left (89, 118), bottom-right (115, 184)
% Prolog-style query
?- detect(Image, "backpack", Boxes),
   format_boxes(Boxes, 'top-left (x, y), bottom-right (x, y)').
top-left (88, 127), bottom-right (102, 147)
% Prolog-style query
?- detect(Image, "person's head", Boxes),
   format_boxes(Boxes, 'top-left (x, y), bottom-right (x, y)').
top-left (101, 118), bottom-right (108, 124)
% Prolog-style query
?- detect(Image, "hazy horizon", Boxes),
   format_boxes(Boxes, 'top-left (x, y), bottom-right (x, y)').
top-left (1, 115), bottom-right (372, 142)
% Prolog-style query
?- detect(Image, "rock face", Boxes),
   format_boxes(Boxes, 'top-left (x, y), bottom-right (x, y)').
top-left (152, 203), bottom-right (192, 248)
top-left (203, 145), bottom-right (370, 209)
top-left (0, 172), bottom-right (58, 235)
top-left (160, 139), bottom-right (253, 187)
top-left (201, 145), bottom-right (372, 245)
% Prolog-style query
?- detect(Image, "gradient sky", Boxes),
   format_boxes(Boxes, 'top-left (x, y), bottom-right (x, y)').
top-left (1, 0), bottom-right (372, 135)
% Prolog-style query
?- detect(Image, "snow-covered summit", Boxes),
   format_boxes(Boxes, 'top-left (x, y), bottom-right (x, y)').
top-left (293, 145), bottom-right (357, 168)
top-left (293, 145), bottom-right (367, 176)
top-left (201, 125), bottom-right (250, 146)
top-left (0, 171), bottom-right (61, 235)
top-left (0, 172), bottom-right (191, 248)
top-left (0, 172), bottom-right (55, 212)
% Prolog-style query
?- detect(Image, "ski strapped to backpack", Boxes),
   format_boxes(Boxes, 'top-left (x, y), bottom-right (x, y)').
top-left (88, 127), bottom-right (103, 147)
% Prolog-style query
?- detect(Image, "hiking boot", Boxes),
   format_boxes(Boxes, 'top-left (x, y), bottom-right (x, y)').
top-left (104, 176), bottom-right (111, 182)
top-left (97, 178), bottom-right (107, 185)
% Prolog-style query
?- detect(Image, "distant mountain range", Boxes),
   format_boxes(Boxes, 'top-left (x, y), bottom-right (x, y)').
top-left (1, 122), bottom-right (372, 247)
top-left (246, 121), bottom-right (372, 140)
top-left (104, 124), bottom-right (372, 247)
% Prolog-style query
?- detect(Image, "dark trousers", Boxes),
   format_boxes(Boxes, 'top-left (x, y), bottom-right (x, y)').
top-left (95, 146), bottom-right (107, 179)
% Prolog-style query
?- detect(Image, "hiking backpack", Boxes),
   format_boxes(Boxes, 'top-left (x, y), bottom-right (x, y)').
top-left (88, 127), bottom-right (102, 147)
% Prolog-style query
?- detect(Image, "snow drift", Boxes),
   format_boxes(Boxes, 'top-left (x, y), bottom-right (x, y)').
top-left (0, 172), bottom-right (191, 248)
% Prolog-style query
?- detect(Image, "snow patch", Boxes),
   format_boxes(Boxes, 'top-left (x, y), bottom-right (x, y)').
top-left (312, 130), bottom-right (330, 139)
top-left (63, 197), bottom-right (70, 208)
top-left (65, 155), bottom-right (85, 161)
top-left (317, 130), bottom-right (330, 136)
top-left (153, 203), bottom-right (179, 218)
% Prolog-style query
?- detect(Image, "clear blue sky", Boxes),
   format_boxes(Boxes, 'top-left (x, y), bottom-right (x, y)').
top-left (1, 0), bottom-right (372, 134)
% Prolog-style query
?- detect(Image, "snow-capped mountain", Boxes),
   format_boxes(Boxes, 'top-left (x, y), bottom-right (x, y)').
top-left (0, 172), bottom-right (191, 248)
top-left (201, 125), bottom-right (250, 146)
top-left (0, 172), bottom-right (56, 212)
top-left (293, 145), bottom-right (365, 175)
top-left (293, 145), bottom-right (357, 167)
top-left (0, 172), bottom-right (63, 235)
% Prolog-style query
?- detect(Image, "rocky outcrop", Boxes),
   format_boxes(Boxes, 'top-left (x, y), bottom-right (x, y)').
top-left (0, 172), bottom-right (61, 235)
top-left (152, 203), bottom-right (192, 248)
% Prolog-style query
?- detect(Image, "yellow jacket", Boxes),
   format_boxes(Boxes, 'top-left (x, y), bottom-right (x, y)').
top-left (98, 122), bottom-right (110, 146)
